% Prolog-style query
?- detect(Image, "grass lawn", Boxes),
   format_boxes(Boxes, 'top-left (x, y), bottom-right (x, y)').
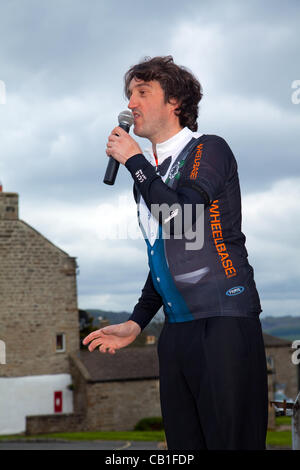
top-left (0, 430), bottom-right (166, 442)
top-left (0, 416), bottom-right (292, 448)
top-left (266, 416), bottom-right (292, 448)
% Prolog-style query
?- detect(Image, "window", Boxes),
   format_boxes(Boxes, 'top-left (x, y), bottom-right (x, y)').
top-left (266, 355), bottom-right (275, 373)
top-left (56, 333), bottom-right (66, 353)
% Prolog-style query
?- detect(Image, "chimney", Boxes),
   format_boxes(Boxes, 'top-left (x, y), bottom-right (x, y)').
top-left (0, 186), bottom-right (19, 220)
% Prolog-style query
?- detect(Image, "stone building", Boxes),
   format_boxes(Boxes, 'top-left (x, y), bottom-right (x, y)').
top-left (264, 333), bottom-right (299, 400)
top-left (264, 333), bottom-right (300, 429)
top-left (26, 346), bottom-right (161, 434)
top-left (0, 190), bottom-right (79, 435)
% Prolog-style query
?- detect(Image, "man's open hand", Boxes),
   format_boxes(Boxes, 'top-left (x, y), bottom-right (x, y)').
top-left (82, 320), bottom-right (141, 354)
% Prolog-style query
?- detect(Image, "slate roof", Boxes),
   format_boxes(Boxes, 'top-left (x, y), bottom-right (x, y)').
top-left (263, 332), bottom-right (292, 348)
top-left (74, 346), bottom-right (159, 383)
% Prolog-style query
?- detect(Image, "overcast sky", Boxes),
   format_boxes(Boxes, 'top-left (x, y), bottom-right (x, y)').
top-left (0, 0), bottom-right (299, 319)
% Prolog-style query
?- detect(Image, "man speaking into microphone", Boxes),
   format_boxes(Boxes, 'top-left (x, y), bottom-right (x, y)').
top-left (83, 56), bottom-right (268, 450)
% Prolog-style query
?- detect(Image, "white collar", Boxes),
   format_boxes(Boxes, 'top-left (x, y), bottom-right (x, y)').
top-left (144, 127), bottom-right (202, 166)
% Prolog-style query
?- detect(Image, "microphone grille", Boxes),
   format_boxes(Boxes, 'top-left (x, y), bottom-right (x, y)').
top-left (118, 110), bottom-right (134, 127)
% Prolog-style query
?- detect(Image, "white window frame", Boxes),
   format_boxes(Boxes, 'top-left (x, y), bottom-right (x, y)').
top-left (56, 333), bottom-right (66, 353)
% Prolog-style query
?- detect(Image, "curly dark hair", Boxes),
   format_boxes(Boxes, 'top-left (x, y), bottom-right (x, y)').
top-left (124, 56), bottom-right (203, 132)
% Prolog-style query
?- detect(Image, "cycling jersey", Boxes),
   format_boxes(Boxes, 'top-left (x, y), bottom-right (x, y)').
top-left (125, 128), bottom-right (262, 330)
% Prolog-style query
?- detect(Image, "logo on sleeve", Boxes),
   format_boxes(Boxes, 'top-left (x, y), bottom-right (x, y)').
top-left (135, 169), bottom-right (147, 183)
top-left (209, 200), bottom-right (237, 279)
top-left (190, 143), bottom-right (203, 180)
top-left (226, 286), bottom-right (245, 296)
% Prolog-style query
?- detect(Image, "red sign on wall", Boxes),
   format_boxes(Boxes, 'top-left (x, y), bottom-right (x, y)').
top-left (54, 391), bottom-right (63, 413)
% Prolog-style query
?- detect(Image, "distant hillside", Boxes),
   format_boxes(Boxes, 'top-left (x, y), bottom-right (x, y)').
top-left (86, 309), bottom-right (131, 325)
top-left (85, 308), bottom-right (164, 337)
top-left (260, 315), bottom-right (300, 341)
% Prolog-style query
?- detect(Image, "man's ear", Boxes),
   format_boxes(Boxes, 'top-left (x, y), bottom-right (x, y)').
top-left (168, 97), bottom-right (181, 116)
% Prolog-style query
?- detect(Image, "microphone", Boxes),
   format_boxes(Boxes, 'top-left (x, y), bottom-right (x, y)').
top-left (103, 110), bottom-right (134, 185)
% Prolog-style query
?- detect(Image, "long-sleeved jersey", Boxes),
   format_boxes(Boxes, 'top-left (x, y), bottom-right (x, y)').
top-left (125, 129), bottom-right (262, 331)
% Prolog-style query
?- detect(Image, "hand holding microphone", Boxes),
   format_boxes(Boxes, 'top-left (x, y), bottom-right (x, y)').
top-left (104, 110), bottom-right (141, 185)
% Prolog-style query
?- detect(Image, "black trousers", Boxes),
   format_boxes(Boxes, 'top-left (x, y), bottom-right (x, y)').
top-left (157, 316), bottom-right (269, 450)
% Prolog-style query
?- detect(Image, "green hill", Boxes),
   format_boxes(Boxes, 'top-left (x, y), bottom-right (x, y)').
top-left (260, 315), bottom-right (300, 341)
top-left (84, 308), bottom-right (164, 342)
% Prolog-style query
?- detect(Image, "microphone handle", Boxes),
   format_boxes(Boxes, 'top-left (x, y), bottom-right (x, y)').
top-left (103, 122), bottom-right (130, 185)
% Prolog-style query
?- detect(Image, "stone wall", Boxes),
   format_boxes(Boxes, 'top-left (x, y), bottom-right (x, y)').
top-left (266, 346), bottom-right (299, 400)
top-left (0, 192), bottom-right (79, 377)
top-left (26, 413), bottom-right (86, 435)
top-left (26, 377), bottom-right (161, 434)
top-left (85, 379), bottom-right (161, 431)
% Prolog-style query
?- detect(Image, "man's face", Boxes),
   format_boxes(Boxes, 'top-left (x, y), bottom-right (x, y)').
top-left (127, 77), bottom-right (179, 144)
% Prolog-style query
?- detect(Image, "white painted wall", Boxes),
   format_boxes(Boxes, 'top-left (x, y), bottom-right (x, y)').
top-left (0, 374), bottom-right (73, 435)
